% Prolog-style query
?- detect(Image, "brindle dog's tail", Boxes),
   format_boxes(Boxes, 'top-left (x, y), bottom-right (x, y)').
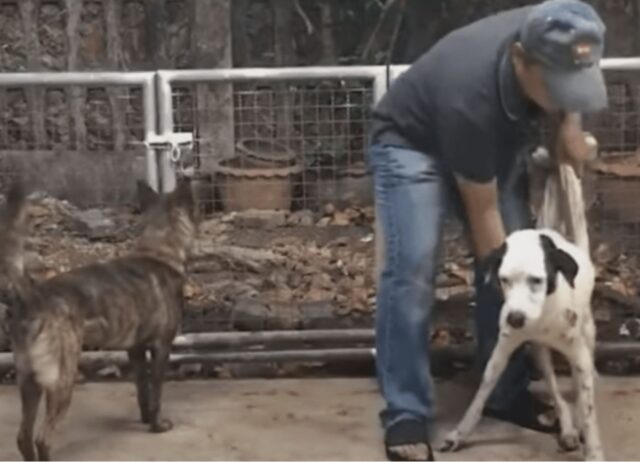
top-left (0, 181), bottom-right (32, 304)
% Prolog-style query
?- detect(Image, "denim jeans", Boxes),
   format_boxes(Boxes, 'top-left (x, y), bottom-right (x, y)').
top-left (368, 143), bottom-right (533, 435)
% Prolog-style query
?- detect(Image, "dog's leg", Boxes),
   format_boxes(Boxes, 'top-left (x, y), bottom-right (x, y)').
top-left (128, 346), bottom-right (151, 424)
top-left (571, 342), bottom-right (604, 461)
top-left (16, 374), bottom-right (42, 461)
top-left (532, 344), bottom-right (579, 452)
top-left (147, 341), bottom-right (172, 433)
top-left (35, 385), bottom-right (74, 461)
top-left (440, 336), bottom-right (519, 452)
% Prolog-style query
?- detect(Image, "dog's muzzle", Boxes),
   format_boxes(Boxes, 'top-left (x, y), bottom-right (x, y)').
top-left (506, 311), bottom-right (526, 329)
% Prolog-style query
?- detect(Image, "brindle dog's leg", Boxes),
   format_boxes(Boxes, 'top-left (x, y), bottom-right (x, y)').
top-left (147, 341), bottom-right (172, 433)
top-left (128, 346), bottom-right (151, 424)
top-left (35, 384), bottom-right (74, 461)
top-left (17, 373), bottom-right (42, 461)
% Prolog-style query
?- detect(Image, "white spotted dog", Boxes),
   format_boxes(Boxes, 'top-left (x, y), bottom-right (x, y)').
top-left (440, 228), bottom-right (604, 461)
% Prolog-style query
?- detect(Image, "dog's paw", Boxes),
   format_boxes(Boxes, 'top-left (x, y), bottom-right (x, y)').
top-left (439, 431), bottom-right (462, 452)
top-left (558, 431), bottom-right (581, 452)
top-left (584, 449), bottom-right (605, 461)
top-left (150, 418), bottom-right (173, 433)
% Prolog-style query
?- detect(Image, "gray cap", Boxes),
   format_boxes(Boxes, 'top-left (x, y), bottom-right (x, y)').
top-left (519, 0), bottom-right (607, 112)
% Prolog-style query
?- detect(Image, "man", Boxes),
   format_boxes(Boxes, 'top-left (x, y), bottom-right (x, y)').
top-left (367, 1), bottom-right (607, 460)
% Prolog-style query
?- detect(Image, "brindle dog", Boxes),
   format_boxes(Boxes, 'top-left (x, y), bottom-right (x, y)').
top-left (3, 178), bottom-right (198, 461)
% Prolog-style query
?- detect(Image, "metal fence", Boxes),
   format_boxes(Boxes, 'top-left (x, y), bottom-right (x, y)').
top-left (0, 61), bottom-right (639, 368)
top-left (0, 72), bottom-right (157, 207)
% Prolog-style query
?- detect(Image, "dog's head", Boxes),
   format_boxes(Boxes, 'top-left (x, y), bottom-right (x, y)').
top-left (135, 177), bottom-right (199, 267)
top-left (484, 229), bottom-right (578, 330)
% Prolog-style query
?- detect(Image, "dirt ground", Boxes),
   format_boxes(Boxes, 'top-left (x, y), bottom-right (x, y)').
top-left (0, 374), bottom-right (639, 461)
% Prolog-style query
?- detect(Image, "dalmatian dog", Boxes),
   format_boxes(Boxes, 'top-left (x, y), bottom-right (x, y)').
top-left (440, 228), bottom-right (604, 461)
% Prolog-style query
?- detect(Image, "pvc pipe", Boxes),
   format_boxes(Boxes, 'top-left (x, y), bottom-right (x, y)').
top-left (0, 348), bottom-right (375, 369)
top-left (0, 71), bottom-right (156, 86)
top-left (0, 342), bottom-right (638, 370)
top-left (172, 329), bottom-right (375, 349)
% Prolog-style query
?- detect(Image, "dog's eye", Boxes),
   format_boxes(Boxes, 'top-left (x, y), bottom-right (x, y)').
top-left (499, 277), bottom-right (510, 286)
top-left (528, 276), bottom-right (544, 286)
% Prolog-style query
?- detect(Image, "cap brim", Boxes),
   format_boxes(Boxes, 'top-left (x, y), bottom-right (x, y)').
top-left (542, 64), bottom-right (608, 113)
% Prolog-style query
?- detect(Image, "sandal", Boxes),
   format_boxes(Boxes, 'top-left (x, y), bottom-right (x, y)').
top-left (384, 419), bottom-right (435, 461)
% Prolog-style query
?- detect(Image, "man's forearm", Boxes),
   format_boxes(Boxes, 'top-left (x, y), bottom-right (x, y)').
top-left (466, 207), bottom-right (506, 259)
top-left (455, 175), bottom-right (506, 259)
top-left (551, 112), bottom-right (596, 176)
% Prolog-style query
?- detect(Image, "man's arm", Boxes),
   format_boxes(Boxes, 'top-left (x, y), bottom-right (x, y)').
top-left (455, 175), bottom-right (505, 259)
top-left (549, 112), bottom-right (598, 176)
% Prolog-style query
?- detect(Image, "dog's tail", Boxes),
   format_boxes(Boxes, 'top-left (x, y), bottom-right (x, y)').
top-left (0, 181), bottom-right (32, 302)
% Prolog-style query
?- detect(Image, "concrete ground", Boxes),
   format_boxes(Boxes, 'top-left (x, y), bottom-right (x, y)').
top-left (0, 374), bottom-right (638, 461)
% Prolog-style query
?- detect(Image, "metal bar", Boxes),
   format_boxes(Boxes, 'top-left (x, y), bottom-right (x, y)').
top-left (172, 329), bottom-right (375, 349)
top-left (0, 348), bottom-right (375, 369)
top-left (0, 71), bottom-right (155, 86)
top-left (142, 74), bottom-right (160, 192)
top-left (0, 341), bottom-right (638, 370)
top-left (600, 57), bottom-right (640, 70)
top-left (156, 72), bottom-right (177, 193)
top-left (157, 66), bottom-right (383, 84)
top-left (372, 68), bottom-right (388, 105)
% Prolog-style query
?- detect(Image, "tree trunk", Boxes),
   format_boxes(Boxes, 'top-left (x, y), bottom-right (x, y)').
top-left (64, 0), bottom-right (86, 151)
top-left (318, 1), bottom-right (336, 65)
top-left (231, 0), bottom-right (251, 67)
top-left (191, 0), bottom-right (234, 163)
top-left (273, 0), bottom-right (295, 141)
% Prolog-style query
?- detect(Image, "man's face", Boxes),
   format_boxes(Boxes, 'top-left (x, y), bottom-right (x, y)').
top-left (511, 42), bottom-right (558, 113)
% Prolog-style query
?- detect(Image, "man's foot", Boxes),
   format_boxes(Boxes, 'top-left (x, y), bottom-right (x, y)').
top-left (384, 419), bottom-right (435, 461)
top-left (483, 389), bottom-right (560, 434)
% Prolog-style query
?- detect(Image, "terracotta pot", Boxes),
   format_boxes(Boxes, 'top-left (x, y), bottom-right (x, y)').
top-left (235, 139), bottom-right (297, 168)
top-left (214, 157), bottom-right (302, 212)
top-left (310, 162), bottom-right (373, 209)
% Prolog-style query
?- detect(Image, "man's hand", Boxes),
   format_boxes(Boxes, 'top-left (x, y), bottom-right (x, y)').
top-left (455, 175), bottom-right (505, 259)
top-left (551, 112), bottom-right (598, 176)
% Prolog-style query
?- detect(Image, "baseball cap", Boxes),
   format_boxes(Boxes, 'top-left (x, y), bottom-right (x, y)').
top-left (519, 0), bottom-right (608, 112)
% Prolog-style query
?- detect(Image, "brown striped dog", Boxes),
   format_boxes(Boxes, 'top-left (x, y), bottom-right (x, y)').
top-left (2, 178), bottom-right (198, 461)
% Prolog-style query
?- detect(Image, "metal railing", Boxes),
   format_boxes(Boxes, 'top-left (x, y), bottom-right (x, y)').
top-left (0, 71), bottom-right (159, 196)
top-left (0, 59), bottom-right (639, 370)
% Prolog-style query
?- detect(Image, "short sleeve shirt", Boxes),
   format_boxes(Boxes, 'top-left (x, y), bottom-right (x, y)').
top-left (370, 6), bottom-right (543, 183)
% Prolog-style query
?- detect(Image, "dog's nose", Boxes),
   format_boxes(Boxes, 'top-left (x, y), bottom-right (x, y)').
top-left (506, 311), bottom-right (526, 329)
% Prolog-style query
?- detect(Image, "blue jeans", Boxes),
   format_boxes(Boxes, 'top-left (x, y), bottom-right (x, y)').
top-left (368, 143), bottom-right (533, 435)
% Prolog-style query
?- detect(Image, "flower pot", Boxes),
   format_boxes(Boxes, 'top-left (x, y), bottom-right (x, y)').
top-left (311, 162), bottom-right (373, 209)
top-left (214, 156), bottom-right (303, 212)
top-left (235, 139), bottom-right (298, 168)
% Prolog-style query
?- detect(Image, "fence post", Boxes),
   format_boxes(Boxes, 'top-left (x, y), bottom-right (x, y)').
top-left (156, 71), bottom-right (177, 193)
top-left (143, 74), bottom-right (160, 192)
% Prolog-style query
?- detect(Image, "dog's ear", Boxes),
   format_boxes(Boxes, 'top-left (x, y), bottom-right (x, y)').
top-left (171, 177), bottom-right (195, 210)
top-left (136, 180), bottom-right (160, 212)
top-left (539, 234), bottom-right (578, 294)
top-left (3, 181), bottom-right (28, 231)
top-left (482, 242), bottom-right (507, 287)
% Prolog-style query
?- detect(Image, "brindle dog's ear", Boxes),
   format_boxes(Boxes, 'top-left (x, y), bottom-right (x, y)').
top-left (482, 242), bottom-right (507, 287)
top-left (3, 181), bottom-right (28, 231)
top-left (539, 234), bottom-right (579, 293)
top-left (136, 180), bottom-right (160, 213)
top-left (171, 177), bottom-right (195, 209)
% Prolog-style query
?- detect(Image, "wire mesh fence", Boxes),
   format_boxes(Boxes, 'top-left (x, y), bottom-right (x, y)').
top-left (0, 66), bottom-right (637, 337)
top-left (0, 83), bottom-right (148, 207)
top-left (165, 77), bottom-right (376, 333)
top-left (169, 79), bottom-right (374, 214)
top-left (584, 73), bottom-right (640, 258)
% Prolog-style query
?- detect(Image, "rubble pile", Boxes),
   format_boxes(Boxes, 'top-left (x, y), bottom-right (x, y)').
top-left (0, 187), bottom-right (635, 353)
